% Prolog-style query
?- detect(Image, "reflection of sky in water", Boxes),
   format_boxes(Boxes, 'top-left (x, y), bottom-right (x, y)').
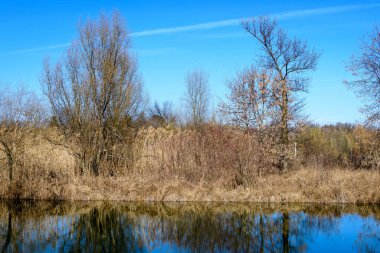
top-left (147, 214), bottom-right (380, 253)
top-left (0, 202), bottom-right (378, 253)
top-left (146, 211), bottom-right (378, 253)
top-left (310, 214), bottom-right (379, 253)
top-left (151, 243), bottom-right (191, 253)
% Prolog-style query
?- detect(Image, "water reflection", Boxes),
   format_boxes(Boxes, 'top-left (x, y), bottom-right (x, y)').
top-left (0, 201), bottom-right (379, 252)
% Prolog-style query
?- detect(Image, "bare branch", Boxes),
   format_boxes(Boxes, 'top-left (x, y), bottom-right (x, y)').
top-left (41, 12), bottom-right (144, 176)
top-left (184, 69), bottom-right (210, 127)
top-left (346, 26), bottom-right (380, 127)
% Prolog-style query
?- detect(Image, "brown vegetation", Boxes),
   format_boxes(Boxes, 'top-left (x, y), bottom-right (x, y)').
top-left (41, 13), bottom-right (144, 176)
top-left (0, 13), bottom-right (379, 203)
top-left (0, 126), bottom-right (379, 203)
top-left (0, 89), bottom-right (43, 181)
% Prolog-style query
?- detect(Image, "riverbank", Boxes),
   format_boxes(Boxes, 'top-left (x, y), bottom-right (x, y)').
top-left (1, 167), bottom-right (379, 203)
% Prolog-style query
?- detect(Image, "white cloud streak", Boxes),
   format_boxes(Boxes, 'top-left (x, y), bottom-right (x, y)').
top-left (130, 3), bottom-right (380, 37)
top-left (130, 18), bottom-right (241, 37)
top-left (9, 43), bottom-right (71, 54)
top-left (9, 3), bottom-right (380, 54)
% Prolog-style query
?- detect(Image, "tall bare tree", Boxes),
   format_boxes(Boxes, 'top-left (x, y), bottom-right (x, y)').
top-left (346, 26), bottom-right (380, 127)
top-left (0, 88), bottom-right (43, 181)
top-left (242, 16), bottom-right (320, 169)
top-left (41, 13), bottom-right (144, 176)
top-left (184, 69), bottom-right (210, 127)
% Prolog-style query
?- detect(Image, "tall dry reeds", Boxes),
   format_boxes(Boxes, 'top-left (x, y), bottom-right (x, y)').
top-left (133, 125), bottom-right (278, 187)
top-left (0, 124), bottom-right (379, 203)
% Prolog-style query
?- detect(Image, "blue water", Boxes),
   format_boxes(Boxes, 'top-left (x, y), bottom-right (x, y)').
top-left (0, 202), bottom-right (378, 252)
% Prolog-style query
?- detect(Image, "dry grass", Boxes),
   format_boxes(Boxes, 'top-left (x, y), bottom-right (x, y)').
top-left (0, 126), bottom-right (379, 203)
top-left (0, 168), bottom-right (378, 203)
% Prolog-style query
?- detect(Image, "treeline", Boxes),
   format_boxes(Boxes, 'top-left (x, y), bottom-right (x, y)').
top-left (0, 12), bottom-right (379, 187)
top-left (299, 124), bottom-right (379, 169)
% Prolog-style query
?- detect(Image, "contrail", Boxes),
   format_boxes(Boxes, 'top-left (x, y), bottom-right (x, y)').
top-left (9, 3), bottom-right (380, 54)
top-left (9, 43), bottom-right (71, 54)
top-left (130, 3), bottom-right (380, 37)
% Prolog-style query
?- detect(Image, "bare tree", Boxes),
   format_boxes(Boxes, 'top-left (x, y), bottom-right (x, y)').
top-left (220, 66), bottom-right (278, 137)
top-left (148, 101), bottom-right (177, 127)
top-left (242, 16), bottom-right (320, 169)
top-left (184, 69), bottom-right (210, 127)
top-left (41, 13), bottom-right (145, 176)
top-left (346, 26), bottom-right (380, 127)
top-left (0, 88), bottom-right (43, 181)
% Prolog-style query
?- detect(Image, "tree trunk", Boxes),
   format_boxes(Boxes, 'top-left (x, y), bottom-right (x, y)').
top-left (0, 141), bottom-right (14, 181)
top-left (279, 83), bottom-right (289, 171)
top-left (6, 153), bottom-right (13, 181)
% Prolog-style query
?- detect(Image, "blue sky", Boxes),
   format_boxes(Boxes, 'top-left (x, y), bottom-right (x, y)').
top-left (0, 0), bottom-right (379, 124)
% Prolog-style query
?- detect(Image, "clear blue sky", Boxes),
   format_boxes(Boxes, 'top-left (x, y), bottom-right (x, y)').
top-left (0, 0), bottom-right (379, 124)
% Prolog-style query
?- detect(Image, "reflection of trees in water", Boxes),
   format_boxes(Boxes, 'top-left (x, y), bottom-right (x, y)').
top-left (0, 212), bottom-right (11, 253)
top-left (288, 211), bottom-right (339, 252)
top-left (0, 201), bottom-right (73, 253)
top-left (59, 207), bottom-right (145, 252)
top-left (139, 209), bottom-right (337, 252)
top-left (355, 217), bottom-right (380, 253)
top-left (0, 202), bottom-right (378, 253)
top-left (0, 202), bottom-right (146, 253)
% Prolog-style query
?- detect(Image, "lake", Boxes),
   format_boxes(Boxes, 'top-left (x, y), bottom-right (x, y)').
top-left (0, 201), bottom-right (379, 252)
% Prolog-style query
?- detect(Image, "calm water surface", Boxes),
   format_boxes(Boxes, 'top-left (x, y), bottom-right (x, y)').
top-left (0, 201), bottom-right (379, 252)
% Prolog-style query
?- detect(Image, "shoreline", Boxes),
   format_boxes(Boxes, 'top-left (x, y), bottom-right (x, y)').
top-left (1, 168), bottom-right (379, 204)
top-left (1, 198), bottom-right (379, 205)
